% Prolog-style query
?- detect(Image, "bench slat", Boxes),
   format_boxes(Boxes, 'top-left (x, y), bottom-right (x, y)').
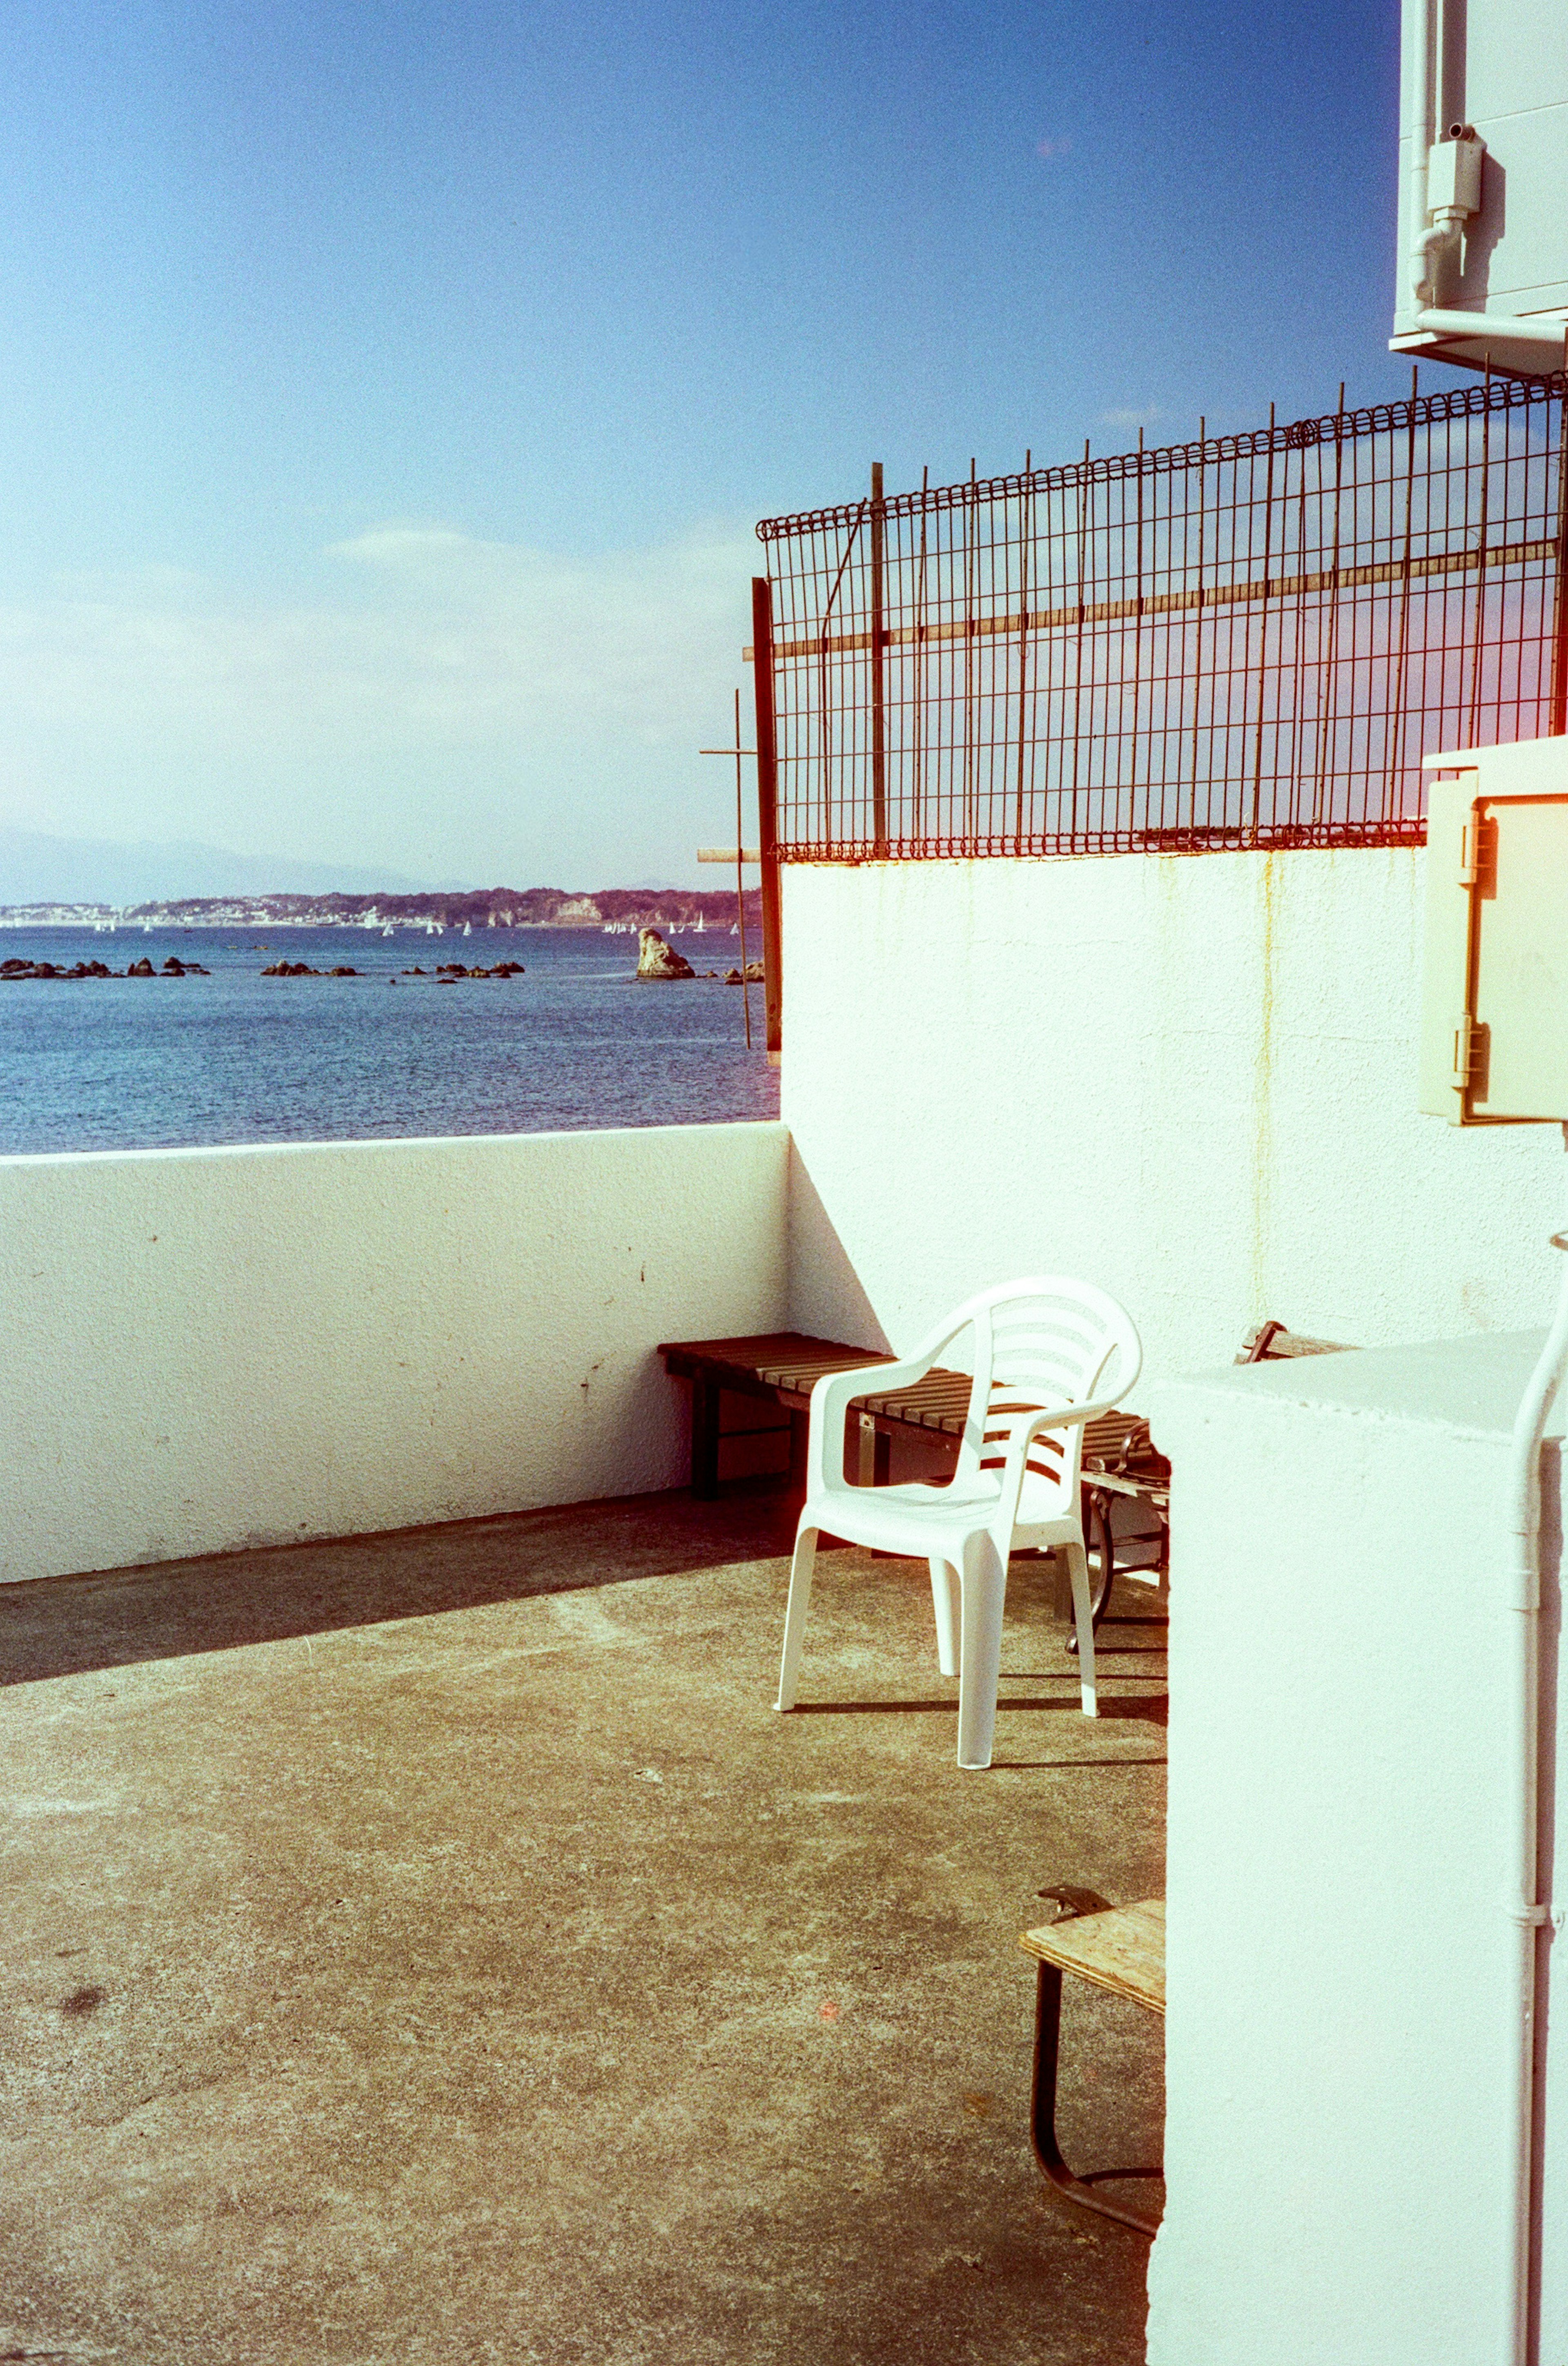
top-left (1019, 1899), bottom-right (1165, 2015)
top-left (657, 1329), bottom-right (1175, 1501)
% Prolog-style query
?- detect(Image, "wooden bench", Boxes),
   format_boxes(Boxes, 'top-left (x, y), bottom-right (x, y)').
top-left (658, 1320), bottom-right (1346, 1626)
top-left (1019, 1898), bottom-right (1166, 2237)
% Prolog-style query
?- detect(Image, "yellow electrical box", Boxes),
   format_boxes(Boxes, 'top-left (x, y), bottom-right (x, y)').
top-left (1420, 739), bottom-right (1568, 1126)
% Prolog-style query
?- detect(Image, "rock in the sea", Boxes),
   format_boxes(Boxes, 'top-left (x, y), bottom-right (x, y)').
top-left (428, 960), bottom-right (523, 978)
top-left (127, 957), bottom-right (155, 977)
top-left (723, 960), bottom-right (766, 985)
top-left (636, 927), bottom-right (695, 981)
top-left (330, 966), bottom-right (358, 977)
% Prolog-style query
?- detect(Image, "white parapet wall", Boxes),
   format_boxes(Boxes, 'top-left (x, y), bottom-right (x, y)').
top-left (1146, 1333), bottom-right (1567, 2365)
top-left (782, 851), bottom-right (1568, 1382)
top-left (0, 1122), bottom-right (789, 1586)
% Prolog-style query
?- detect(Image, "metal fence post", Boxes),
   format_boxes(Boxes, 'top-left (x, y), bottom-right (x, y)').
top-left (1550, 374), bottom-right (1568, 737)
top-left (751, 575), bottom-right (784, 1064)
top-left (870, 461), bottom-right (887, 854)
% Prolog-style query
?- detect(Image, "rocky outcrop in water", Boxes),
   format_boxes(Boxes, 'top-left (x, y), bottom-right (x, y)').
top-left (636, 928), bottom-right (695, 981)
top-left (724, 961), bottom-right (766, 986)
top-left (0, 957), bottom-right (121, 980)
top-left (258, 961), bottom-right (367, 977)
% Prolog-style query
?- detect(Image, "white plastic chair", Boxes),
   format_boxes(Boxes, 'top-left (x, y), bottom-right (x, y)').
top-left (774, 1278), bottom-right (1143, 1770)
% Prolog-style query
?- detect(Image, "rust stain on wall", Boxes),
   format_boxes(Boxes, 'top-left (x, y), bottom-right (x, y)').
top-left (1251, 852), bottom-right (1278, 1312)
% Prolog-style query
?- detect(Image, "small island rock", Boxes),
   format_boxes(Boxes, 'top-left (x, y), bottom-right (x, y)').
top-left (636, 927), bottom-right (695, 981)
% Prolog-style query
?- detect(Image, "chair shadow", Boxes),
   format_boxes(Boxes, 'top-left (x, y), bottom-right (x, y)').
top-left (789, 1691), bottom-right (1168, 1726)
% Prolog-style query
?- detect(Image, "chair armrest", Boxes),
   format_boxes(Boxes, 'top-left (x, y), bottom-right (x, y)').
top-left (805, 1339), bottom-right (963, 1498)
top-left (995, 1394), bottom-right (1128, 1526)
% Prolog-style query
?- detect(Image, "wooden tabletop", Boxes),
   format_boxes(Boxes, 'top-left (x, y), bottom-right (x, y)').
top-left (1019, 1899), bottom-right (1166, 2015)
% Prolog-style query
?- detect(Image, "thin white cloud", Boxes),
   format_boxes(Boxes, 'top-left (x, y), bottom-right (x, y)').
top-left (329, 526), bottom-right (480, 565)
top-left (0, 523), bottom-right (761, 883)
top-left (1100, 406), bottom-right (1167, 431)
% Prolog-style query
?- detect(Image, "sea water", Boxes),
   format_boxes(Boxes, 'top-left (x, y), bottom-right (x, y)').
top-left (0, 925), bottom-right (778, 1155)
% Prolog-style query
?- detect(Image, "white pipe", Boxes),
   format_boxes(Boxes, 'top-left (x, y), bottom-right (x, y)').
top-left (1406, 0), bottom-right (1437, 309)
top-left (1412, 307), bottom-right (1568, 352)
top-left (1402, 0), bottom-right (1567, 361)
top-left (1504, 1218), bottom-right (1568, 2364)
top-left (1415, 221), bottom-right (1461, 308)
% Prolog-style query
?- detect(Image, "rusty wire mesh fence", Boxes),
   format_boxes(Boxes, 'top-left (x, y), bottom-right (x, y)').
top-left (755, 375), bottom-right (1568, 861)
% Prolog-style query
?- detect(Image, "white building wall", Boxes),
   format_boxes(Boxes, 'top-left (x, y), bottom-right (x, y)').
top-left (1146, 1333), bottom-right (1568, 2366)
top-left (781, 851), bottom-right (1568, 1385)
top-left (0, 1122), bottom-right (788, 1586)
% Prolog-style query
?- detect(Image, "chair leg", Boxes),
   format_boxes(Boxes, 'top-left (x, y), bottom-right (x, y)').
top-left (928, 1558), bottom-right (960, 1678)
top-left (1065, 1539), bottom-right (1098, 1717)
top-left (955, 1532), bottom-right (1006, 1770)
top-left (775, 1525), bottom-right (819, 1712)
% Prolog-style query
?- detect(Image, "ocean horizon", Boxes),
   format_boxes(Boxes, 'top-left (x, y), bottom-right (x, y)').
top-left (0, 922), bottom-right (777, 1157)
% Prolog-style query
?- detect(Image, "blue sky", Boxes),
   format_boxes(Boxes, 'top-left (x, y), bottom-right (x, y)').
top-left (0, 0), bottom-right (1448, 890)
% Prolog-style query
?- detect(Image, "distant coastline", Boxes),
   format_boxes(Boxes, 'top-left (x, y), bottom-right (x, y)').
top-left (0, 885), bottom-right (765, 933)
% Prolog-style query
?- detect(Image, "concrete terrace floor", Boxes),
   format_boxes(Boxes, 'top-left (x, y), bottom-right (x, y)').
top-left (0, 1486), bottom-right (1167, 2366)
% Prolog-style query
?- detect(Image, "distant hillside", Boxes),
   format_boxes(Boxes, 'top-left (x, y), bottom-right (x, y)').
top-left (0, 825), bottom-right (438, 906)
top-left (109, 885), bottom-right (765, 930)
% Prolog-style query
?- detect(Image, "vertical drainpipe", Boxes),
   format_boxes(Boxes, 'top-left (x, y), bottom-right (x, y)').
top-left (1506, 1224), bottom-right (1568, 2366)
top-left (1405, 0), bottom-right (1436, 312)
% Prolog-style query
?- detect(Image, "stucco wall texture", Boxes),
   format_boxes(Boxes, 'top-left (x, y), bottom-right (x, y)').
top-left (781, 850), bottom-right (1568, 1386)
top-left (1146, 1336), bottom-right (1568, 2366)
top-left (0, 1123), bottom-right (789, 1586)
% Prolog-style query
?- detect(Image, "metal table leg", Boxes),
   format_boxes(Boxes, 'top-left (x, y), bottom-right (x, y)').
top-left (1029, 1961), bottom-right (1161, 2239)
top-left (1067, 1487), bottom-right (1118, 1655)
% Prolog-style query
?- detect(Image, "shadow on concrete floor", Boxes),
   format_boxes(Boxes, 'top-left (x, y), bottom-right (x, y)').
top-left (0, 1483), bottom-right (802, 1687)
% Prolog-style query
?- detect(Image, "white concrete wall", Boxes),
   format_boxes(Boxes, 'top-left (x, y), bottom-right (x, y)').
top-left (1146, 1333), bottom-right (1568, 2366)
top-left (0, 1122), bottom-right (788, 1586)
top-left (781, 852), bottom-right (1568, 1387)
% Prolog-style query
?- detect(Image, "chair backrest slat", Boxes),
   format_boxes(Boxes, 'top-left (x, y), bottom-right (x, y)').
top-left (947, 1278), bottom-right (1142, 1529)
